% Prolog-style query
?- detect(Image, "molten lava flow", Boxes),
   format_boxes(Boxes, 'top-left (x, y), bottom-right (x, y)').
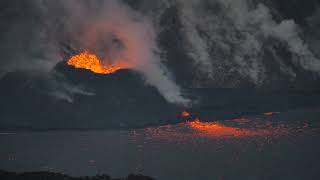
top-left (144, 109), bottom-right (314, 140)
top-left (188, 119), bottom-right (247, 137)
top-left (264, 112), bottom-right (280, 116)
top-left (67, 51), bottom-right (127, 74)
top-left (181, 111), bottom-right (190, 117)
top-left (186, 118), bottom-right (302, 138)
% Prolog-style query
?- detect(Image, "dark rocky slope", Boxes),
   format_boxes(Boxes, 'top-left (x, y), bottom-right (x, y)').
top-left (0, 63), bottom-right (180, 130)
top-left (1, 62), bottom-right (320, 130)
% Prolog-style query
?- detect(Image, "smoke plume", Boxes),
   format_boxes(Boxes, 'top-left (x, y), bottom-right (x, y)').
top-left (172, 0), bottom-right (320, 85)
top-left (0, 0), bottom-right (190, 105)
top-left (1, 0), bottom-right (320, 103)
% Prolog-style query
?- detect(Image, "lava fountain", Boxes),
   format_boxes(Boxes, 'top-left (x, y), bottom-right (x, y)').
top-left (67, 51), bottom-right (128, 74)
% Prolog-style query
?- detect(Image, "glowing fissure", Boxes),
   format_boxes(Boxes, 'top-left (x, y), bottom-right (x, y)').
top-left (173, 111), bottom-right (299, 138)
top-left (187, 119), bottom-right (254, 137)
top-left (144, 117), bottom-right (313, 140)
top-left (67, 51), bottom-right (127, 74)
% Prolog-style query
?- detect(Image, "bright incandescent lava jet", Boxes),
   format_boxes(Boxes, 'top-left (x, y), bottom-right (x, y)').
top-left (67, 51), bottom-right (128, 74)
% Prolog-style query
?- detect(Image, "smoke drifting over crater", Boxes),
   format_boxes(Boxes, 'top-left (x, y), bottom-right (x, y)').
top-left (173, 0), bottom-right (320, 86)
top-left (57, 0), bottom-right (190, 105)
top-left (0, 0), bottom-right (190, 105)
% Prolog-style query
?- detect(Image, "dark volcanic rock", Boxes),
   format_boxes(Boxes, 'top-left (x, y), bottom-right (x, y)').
top-left (2, 62), bottom-right (320, 130)
top-left (0, 62), bottom-right (181, 130)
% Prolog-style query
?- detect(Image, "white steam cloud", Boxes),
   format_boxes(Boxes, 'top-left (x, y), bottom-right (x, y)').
top-left (174, 0), bottom-right (320, 84)
top-left (78, 0), bottom-right (189, 105)
top-left (62, 0), bottom-right (190, 105)
top-left (2, 0), bottom-right (319, 103)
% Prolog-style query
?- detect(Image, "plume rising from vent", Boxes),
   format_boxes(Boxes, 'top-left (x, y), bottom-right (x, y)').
top-left (1, 0), bottom-right (320, 103)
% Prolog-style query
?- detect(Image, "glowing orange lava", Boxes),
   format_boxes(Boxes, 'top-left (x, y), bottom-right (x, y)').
top-left (143, 117), bottom-right (315, 141)
top-left (181, 111), bottom-right (190, 117)
top-left (188, 119), bottom-right (248, 137)
top-left (186, 119), bottom-right (300, 138)
top-left (264, 112), bottom-right (279, 116)
top-left (67, 51), bottom-right (127, 74)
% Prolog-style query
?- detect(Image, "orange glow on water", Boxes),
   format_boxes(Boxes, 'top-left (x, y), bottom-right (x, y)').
top-left (67, 51), bottom-right (127, 74)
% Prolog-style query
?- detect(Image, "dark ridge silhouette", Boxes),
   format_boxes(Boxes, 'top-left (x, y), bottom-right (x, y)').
top-left (1, 61), bottom-right (320, 130)
top-left (0, 62), bottom-right (181, 130)
top-left (0, 170), bottom-right (155, 180)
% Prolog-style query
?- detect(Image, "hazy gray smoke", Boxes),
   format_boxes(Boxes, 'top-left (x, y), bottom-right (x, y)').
top-left (0, 12), bottom-right (60, 75)
top-left (0, 0), bottom-right (190, 105)
top-left (248, 4), bottom-right (320, 74)
top-left (1, 0), bottom-right (319, 104)
top-left (0, 1), bottom-right (84, 102)
top-left (173, 0), bottom-right (266, 84)
top-left (177, 0), bottom-right (214, 77)
top-left (47, 73), bottom-right (95, 103)
top-left (307, 7), bottom-right (320, 63)
top-left (171, 0), bottom-right (320, 85)
top-left (58, 0), bottom-right (190, 105)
